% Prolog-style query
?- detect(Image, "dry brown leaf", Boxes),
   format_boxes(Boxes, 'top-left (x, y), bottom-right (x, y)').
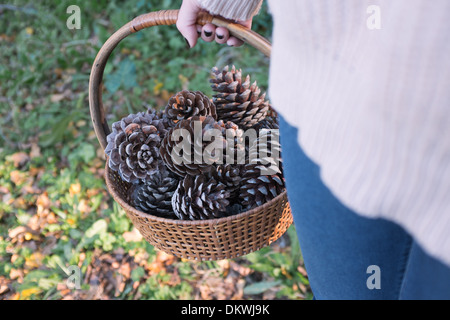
top-left (10, 171), bottom-right (27, 185)
top-left (8, 293), bottom-right (20, 300)
top-left (77, 199), bottom-right (91, 215)
top-left (10, 152), bottom-right (30, 168)
top-left (147, 261), bottom-right (163, 275)
top-left (119, 262), bottom-right (131, 279)
top-left (0, 284), bottom-right (9, 295)
top-left (50, 93), bottom-right (65, 103)
top-left (8, 226), bottom-right (27, 239)
top-left (297, 265), bottom-right (308, 277)
top-left (122, 228), bottom-right (143, 243)
top-left (46, 212), bottom-right (58, 224)
top-left (155, 251), bottom-right (176, 266)
top-left (12, 197), bottom-right (28, 210)
top-left (24, 252), bottom-right (44, 269)
top-left (30, 142), bottom-right (41, 158)
top-left (21, 185), bottom-right (42, 195)
top-left (36, 192), bottom-right (50, 213)
top-left (217, 260), bottom-right (230, 277)
top-left (230, 261), bottom-right (253, 277)
top-left (262, 287), bottom-right (277, 300)
top-left (9, 269), bottom-right (23, 281)
top-left (29, 166), bottom-right (44, 177)
top-left (69, 183), bottom-right (82, 196)
top-left (27, 215), bottom-right (41, 232)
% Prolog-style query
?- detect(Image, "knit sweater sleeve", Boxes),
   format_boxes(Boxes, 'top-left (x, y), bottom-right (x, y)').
top-left (197, 0), bottom-right (263, 21)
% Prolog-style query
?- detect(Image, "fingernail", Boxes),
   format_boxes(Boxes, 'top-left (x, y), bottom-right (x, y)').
top-left (184, 38), bottom-right (191, 49)
top-left (204, 31), bottom-right (212, 37)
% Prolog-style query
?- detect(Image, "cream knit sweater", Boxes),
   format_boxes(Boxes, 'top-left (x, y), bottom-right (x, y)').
top-left (198, 0), bottom-right (450, 267)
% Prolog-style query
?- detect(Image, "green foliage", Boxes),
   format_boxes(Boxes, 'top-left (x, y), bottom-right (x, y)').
top-left (0, 0), bottom-right (310, 301)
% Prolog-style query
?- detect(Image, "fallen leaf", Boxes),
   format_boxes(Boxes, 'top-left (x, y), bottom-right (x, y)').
top-left (20, 288), bottom-right (41, 299)
top-left (25, 252), bottom-right (44, 269)
top-left (46, 212), bottom-right (58, 224)
top-left (29, 166), bottom-right (44, 177)
top-left (50, 93), bottom-right (65, 103)
top-left (36, 192), bottom-right (51, 215)
top-left (217, 260), bottom-right (230, 277)
top-left (69, 183), bottom-right (81, 196)
top-left (8, 226), bottom-right (27, 239)
top-left (297, 265), bottom-right (308, 277)
top-left (230, 261), bottom-right (252, 277)
top-left (122, 228), bottom-right (143, 243)
top-left (119, 263), bottom-right (131, 279)
top-left (156, 251), bottom-right (176, 266)
top-left (147, 261), bottom-right (163, 274)
top-left (21, 185), bottom-right (42, 195)
top-left (0, 284), bottom-right (9, 295)
top-left (9, 293), bottom-right (20, 300)
top-left (9, 269), bottom-right (23, 281)
top-left (10, 170), bottom-right (27, 185)
top-left (30, 142), bottom-right (41, 158)
top-left (10, 152), bottom-right (30, 168)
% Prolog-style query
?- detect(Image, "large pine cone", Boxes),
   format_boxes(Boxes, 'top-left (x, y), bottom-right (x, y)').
top-left (160, 116), bottom-right (239, 177)
top-left (211, 164), bottom-right (242, 197)
top-left (105, 110), bottom-right (169, 183)
top-left (165, 90), bottom-right (217, 127)
top-left (131, 169), bottom-right (179, 219)
top-left (247, 120), bottom-right (282, 176)
top-left (239, 124), bottom-right (285, 211)
top-left (239, 164), bottom-right (285, 211)
top-left (210, 65), bottom-right (270, 129)
top-left (172, 175), bottom-right (230, 220)
top-left (251, 115), bottom-right (280, 132)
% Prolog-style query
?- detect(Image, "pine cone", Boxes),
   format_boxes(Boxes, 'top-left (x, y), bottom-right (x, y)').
top-left (172, 175), bottom-right (230, 220)
top-left (239, 124), bottom-right (285, 211)
top-left (131, 169), bottom-right (179, 219)
top-left (160, 116), bottom-right (237, 177)
top-left (247, 122), bottom-right (283, 176)
top-left (105, 110), bottom-right (169, 183)
top-left (212, 164), bottom-right (242, 197)
top-left (165, 90), bottom-right (217, 127)
top-left (251, 116), bottom-right (279, 132)
top-left (239, 164), bottom-right (285, 211)
top-left (210, 65), bottom-right (270, 129)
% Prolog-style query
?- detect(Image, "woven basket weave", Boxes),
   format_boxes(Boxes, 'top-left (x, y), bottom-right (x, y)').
top-left (89, 10), bottom-right (293, 261)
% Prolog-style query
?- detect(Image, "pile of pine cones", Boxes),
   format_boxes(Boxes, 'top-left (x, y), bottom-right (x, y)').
top-left (105, 66), bottom-right (285, 221)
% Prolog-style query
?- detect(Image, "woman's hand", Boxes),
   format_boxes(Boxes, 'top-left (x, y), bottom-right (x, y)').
top-left (176, 0), bottom-right (252, 48)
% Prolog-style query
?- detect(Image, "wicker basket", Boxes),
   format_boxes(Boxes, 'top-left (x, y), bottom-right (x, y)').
top-left (89, 10), bottom-right (293, 261)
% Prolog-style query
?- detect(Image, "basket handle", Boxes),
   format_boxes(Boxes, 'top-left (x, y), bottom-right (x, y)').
top-left (89, 9), bottom-right (272, 150)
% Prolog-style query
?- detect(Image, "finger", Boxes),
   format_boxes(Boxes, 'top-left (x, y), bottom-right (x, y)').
top-left (226, 18), bottom-right (251, 47)
top-left (176, 0), bottom-right (201, 48)
top-left (196, 25), bottom-right (203, 37)
top-left (239, 19), bottom-right (253, 29)
top-left (202, 23), bottom-right (216, 42)
top-left (227, 37), bottom-right (244, 47)
top-left (215, 27), bottom-right (229, 44)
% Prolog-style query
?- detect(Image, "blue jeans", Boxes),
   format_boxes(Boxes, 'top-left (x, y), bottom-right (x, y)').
top-left (279, 116), bottom-right (450, 300)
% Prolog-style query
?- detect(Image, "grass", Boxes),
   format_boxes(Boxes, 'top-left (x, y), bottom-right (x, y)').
top-left (0, 0), bottom-right (312, 300)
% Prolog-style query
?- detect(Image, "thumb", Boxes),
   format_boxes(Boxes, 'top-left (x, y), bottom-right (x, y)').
top-left (177, 0), bottom-right (201, 48)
